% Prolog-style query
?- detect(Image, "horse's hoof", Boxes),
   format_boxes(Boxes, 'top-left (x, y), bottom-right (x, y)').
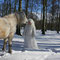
top-left (8, 50), bottom-right (12, 54)
top-left (2, 48), bottom-right (5, 51)
top-left (20, 34), bottom-right (22, 36)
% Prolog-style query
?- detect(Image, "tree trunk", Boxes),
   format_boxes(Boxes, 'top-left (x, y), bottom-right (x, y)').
top-left (4, 0), bottom-right (7, 15)
top-left (45, 1), bottom-right (47, 31)
top-left (25, 0), bottom-right (29, 17)
top-left (57, 0), bottom-right (60, 33)
top-left (30, 0), bottom-right (33, 14)
top-left (9, 0), bottom-right (11, 14)
top-left (18, 0), bottom-right (22, 12)
top-left (6, 1), bottom-right (8, 15)
top-left (14, 0), bottom-right (17, 12)
top-left (56, 11), bottom-right (59, 33)
top-left (42, 0), bottom-right (45, 35)
top-left (16, 0), bottom-right (22, 36)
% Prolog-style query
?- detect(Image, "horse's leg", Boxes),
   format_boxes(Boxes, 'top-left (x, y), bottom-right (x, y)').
top-left (8, 33), bottom-right (14, 54)
top-left (2, 38), bottom-right (7, 51)
top-left (8, 37), bottom-right (12, 53)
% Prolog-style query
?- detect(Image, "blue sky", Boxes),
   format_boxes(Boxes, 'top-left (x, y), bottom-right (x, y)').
top-left (0, 0), bottom-right (4, 3)
top-left (0, 0), bottom-right (41, 13)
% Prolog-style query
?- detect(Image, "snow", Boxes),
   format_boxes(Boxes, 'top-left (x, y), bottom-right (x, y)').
top-left (0, 51), bottom-right (52, 60)
top-left (0, 30), bottom-right (60, 60)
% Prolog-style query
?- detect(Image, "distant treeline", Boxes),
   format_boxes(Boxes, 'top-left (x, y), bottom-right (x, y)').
top-left (0, 0), bottom-right (60, 35)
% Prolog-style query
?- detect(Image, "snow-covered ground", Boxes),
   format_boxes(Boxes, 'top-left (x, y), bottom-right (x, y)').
top-left (0, 30), bottom-right (60, 60)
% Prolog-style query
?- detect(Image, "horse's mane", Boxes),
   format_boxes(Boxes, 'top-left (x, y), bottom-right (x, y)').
top-left (3, 11), bottom-right (25, 18)
top-left (4, 13), bottom-right (15, 18)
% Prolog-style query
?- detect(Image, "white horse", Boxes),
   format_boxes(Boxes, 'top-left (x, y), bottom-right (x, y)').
top-left (0, 12), bottom-right (27, 53)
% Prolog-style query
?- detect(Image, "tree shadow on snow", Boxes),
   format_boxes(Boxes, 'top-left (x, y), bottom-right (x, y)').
top-left (0, 40), bottom-right (4, 50)
top-left (12, 41), bottom-right (24, 51)
top-left (0, 40), bottom-right (24, 51)
top-left (38, 43), bottom-right (60, 53)
top-left (0, 40), bottom-right (60, 53)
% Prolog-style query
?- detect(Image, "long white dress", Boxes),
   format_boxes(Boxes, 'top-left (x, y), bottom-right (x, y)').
top-left (23, 19), bottom-right (38, 49)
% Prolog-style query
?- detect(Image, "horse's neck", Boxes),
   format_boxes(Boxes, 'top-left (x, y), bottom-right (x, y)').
top-left (4, 14), bottom-right (17, 27)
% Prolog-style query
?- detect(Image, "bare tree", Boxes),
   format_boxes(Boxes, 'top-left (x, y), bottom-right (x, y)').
top-left (9, 0), bottom-right (11, 13)
top-left (56, 0), bottom-right (60, 33)
top-left (18, 0), bottom-right (22, 12)
top-left (25, 0), bottom-right (29, 16)
top-left (45, 0), bottom-right (47, 31)
top-left (14, 0), bottom-right (17, 12)
top-left (50, 0), bottom-right (56, 30)
top-left (42, 0), bottom-right (46, 35)
top-left (16, 0), bottom-right (22, 36)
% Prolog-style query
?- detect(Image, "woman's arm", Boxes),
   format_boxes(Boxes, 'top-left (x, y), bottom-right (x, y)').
top-left (23, 27), bottom-right (26, 37)
top-left (32, 27), bottom-right (36, 37)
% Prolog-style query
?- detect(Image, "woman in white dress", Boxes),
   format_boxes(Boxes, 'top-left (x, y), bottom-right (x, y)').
top-left (23, 19), bottom-right (38, 49)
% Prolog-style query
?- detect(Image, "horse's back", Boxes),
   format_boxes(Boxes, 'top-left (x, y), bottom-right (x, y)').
top-left (0, 18), bottom-right (10, 39)
top-left (4, 14), bottom-right (17, 34)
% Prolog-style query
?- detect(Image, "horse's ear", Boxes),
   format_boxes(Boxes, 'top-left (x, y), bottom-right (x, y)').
top-left (15, 12), bottom-right (18, 14)
top-left (15, 12), bottom-right (17, 15)
top-left (15, 12), bottom-right (19, 17)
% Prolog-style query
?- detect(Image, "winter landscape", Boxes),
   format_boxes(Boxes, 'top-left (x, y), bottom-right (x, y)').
top-left (0, 0), bottom-right (60, 60)
top-left (0, 30), bottom-right (60, 60)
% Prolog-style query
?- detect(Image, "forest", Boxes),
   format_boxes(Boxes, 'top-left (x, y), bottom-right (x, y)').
top-left (0, 0), bottom-right (60, 35)
top-left (0, 1), bottom-right (60, 60)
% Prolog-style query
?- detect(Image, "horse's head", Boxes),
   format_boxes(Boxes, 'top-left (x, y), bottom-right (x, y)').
top-left (15, 12), bottom-right (28, 25)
